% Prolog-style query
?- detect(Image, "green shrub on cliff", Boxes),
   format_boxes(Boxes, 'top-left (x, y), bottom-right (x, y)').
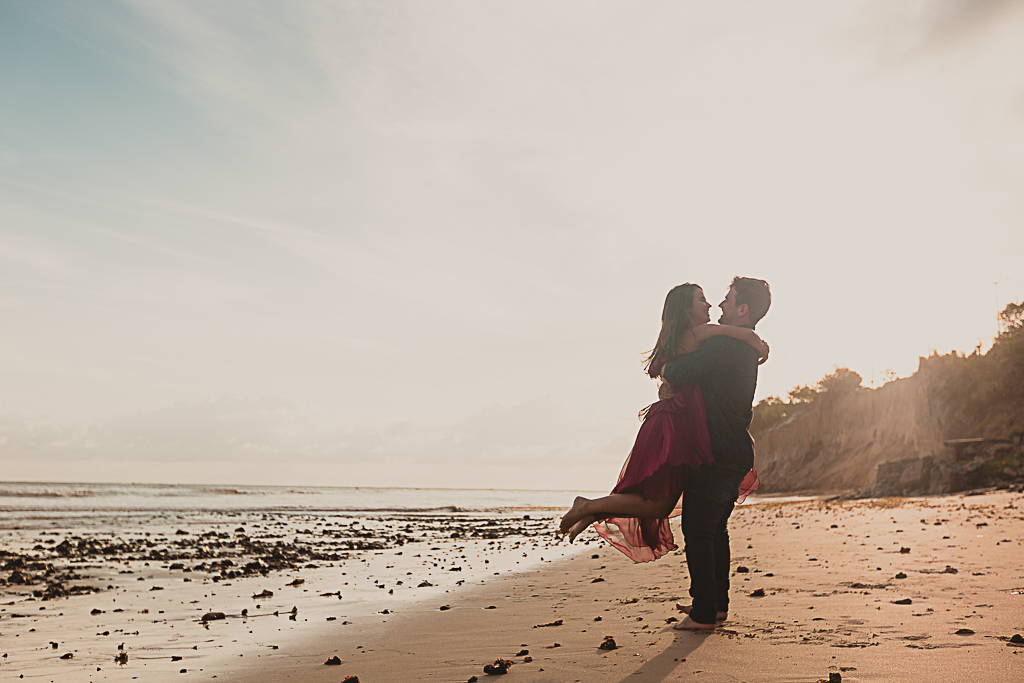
top-left (931, 301), bottom-right (1024, 438)
top-left (752, 366), bottom-right (863, 435)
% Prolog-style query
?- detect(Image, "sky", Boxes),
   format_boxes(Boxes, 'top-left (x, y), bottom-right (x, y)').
top-left (2, 1), bottom-right (1023, 490)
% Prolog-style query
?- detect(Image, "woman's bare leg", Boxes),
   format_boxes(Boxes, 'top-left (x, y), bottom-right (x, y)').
top-left (559, 493), bottom-right (676, 536)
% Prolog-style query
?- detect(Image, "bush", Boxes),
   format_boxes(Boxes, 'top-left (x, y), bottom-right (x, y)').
top-left (817, 367), bottom-right (862, 395)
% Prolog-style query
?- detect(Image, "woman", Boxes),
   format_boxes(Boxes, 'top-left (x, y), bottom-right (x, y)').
top-left (558, 283), bottom-right (766, 562)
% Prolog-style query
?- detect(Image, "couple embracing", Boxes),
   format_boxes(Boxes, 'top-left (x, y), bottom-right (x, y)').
top-left (559, 277), bottom-right (771, 630)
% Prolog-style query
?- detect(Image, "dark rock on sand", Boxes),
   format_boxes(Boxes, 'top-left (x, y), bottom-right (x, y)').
top-left (324, 656), bottom-right (342, 665)
top-left (201, 612), bottom-right (226, 621)
top-left (533, 619), bottom-right (562, 628)
top-left (955, 628), bottom-right (975, 635)
top-left (1008, 634), bottom-right (1024, 645)
top-left (60, 652), bottom-right (74, 659)
top-left (483, 658), bottom-right (513, 675)
top-left (749, 588), bottom-right (766, 597)
top-left (599, 636), bottom-right (618, 650)
top-left (8, 570), bottom-right (30, 584)
top-left (893, 598), bottom-right (913, 605)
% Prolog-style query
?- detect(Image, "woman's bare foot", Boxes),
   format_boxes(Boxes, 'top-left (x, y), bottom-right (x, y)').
top-left (672, 615), bottom-right (717, 631)
top-left (558, 496), bottom-right (591, 535)
top-left (675, 603), bottom-right (727, 621)
top-left (566, 515), bottom-right (597, 543)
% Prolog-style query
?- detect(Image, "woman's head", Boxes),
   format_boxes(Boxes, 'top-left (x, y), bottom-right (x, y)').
top-left (645, 283), bottom-right (705, 375)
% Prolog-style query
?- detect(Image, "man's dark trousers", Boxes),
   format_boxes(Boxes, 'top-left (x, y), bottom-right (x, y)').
top-left (682, 465), bottom-right (743, 625)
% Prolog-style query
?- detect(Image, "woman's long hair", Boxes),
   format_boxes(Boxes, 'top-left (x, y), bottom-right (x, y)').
top-left (643, 283), bottom-right (699, 377)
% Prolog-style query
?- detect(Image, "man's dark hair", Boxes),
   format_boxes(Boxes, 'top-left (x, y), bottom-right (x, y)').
top-left (731, 276), bottom-right (771, 325)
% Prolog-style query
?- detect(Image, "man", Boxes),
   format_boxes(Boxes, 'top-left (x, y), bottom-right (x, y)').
top-left (659, 276), bottom-right (771, 630)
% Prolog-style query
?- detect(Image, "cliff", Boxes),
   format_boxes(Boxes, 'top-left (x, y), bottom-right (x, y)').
top-left (752, 366), bottom-right (952, 494)
top-left (752, 310), bottom-right (1024, 496)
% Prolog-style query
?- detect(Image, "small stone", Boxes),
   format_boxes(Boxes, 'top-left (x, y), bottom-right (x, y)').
top-left (899, 547), bottom-right (910, 554)
top-left (955, 629), bottom-right (974, 635)
top-left (324, 655), bottom-right (342, 665)
top-left (894, 572), bottom-right (907, 579)
top-left (735, 566), bottom-right (749, 573)
top-left (482, 658), bottom-right (513, 675)
top-left (893, 598), bottom-right (912, 605)
top-left (749, 588), bottom-right (766, 597)
top-left (598, 635), bottom-right (618, 650)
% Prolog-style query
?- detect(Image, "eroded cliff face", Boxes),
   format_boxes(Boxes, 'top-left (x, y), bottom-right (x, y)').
top-left (753, 369), bottom-right (950, 494)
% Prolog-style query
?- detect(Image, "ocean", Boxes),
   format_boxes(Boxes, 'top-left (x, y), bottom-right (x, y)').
top-left (0, 481), bottom-right (603, 513)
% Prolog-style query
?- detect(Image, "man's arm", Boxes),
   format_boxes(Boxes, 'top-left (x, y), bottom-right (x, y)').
top-left (661, 337), bottom-right (732, 386)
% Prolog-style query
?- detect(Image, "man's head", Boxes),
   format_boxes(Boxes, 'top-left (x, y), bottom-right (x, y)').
top-left (718, 276), bottom-right (771, 327)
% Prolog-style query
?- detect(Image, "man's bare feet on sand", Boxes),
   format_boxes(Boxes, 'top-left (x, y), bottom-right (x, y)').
top-left (566, 515), bottom-right (596, 543)
top-left (675, 603), bottom-right (727, 621)
top-left (559, 496), bottom-right (591, 535)
top-left (672, 615), bottom-right (717, 631)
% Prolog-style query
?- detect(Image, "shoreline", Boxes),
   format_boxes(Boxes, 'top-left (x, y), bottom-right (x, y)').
top-left (3, 490), bottom-right (1023, 681)
top-left (0, 506), bottom-right (588, 680)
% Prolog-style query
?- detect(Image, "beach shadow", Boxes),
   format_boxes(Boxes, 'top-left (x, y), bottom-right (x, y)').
top-left (613, 628), bottom-right (709, 683)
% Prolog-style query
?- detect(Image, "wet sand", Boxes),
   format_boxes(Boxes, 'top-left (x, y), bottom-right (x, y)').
top-left (0, 508), bottom-right (577, 680)
top-left (3, 490), bottom-right (1023, 681)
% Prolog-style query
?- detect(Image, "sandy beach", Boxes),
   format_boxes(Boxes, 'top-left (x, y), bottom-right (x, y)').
top-left (3, 488), bottom-right (1022, 682)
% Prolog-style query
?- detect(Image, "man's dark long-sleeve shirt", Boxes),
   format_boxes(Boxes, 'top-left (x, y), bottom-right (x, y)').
top-left (661, 335), bottom-right (759, 476)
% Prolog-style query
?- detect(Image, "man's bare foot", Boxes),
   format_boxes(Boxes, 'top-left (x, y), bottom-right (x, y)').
top-left (672, 615), bottom-right (717, 631)
top-left (566, 515), bottom-right (597, 543)
top-left (675, 603), bottom-right (727, 621)
top-left (558, 496), bottom-right (591, 535)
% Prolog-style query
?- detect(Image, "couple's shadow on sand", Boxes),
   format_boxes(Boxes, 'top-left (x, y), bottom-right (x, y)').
top-left (614, 627), bottom-right (716, 683)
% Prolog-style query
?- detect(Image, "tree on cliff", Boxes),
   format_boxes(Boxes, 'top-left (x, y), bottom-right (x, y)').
top-left (751, 366), bottom-right (863, 435)
top-left (933, 300), bottom-right (1024, 438)
top-left (816, 367), bottom-right (862, 396)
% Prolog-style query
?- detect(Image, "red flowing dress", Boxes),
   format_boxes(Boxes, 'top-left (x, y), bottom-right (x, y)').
top-left (593, 360), bottom-right (759, 562)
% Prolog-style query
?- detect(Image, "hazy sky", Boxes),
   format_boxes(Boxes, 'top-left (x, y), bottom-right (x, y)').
top-left (2, 1), bottom-right (1023, 490)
